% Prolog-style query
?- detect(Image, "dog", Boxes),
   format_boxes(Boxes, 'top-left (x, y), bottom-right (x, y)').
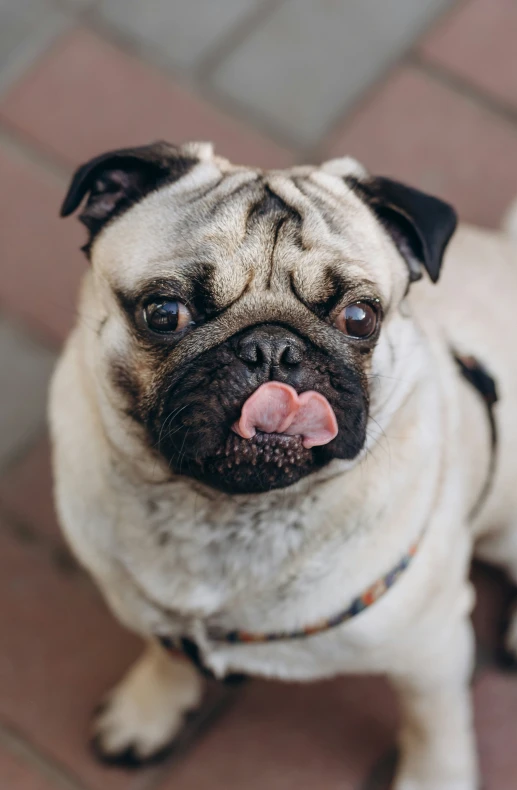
top-left (49, 140), bottom-right (517, 789)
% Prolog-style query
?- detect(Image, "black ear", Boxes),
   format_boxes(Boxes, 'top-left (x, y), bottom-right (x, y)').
top-left (346, 176), bottom-right (457, 283)
top-left (60, 141), bottom-right (197, 254)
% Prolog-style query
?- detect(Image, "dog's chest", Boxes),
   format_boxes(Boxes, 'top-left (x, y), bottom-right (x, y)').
top-left (110, 484), bottom-right (393, 680)
top-left (109, 476), bottom-right (349, 622)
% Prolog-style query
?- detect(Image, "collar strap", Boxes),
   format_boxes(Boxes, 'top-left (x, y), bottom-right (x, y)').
top-left (160, 531), bottom-right (425, 660)
top-left (205, 532), bottom-right (424, 644)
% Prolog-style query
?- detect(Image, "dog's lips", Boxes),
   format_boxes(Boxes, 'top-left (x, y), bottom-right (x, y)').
top-left (231, 382), bottom-right (338, 449)
top-left (207, 430), bottom-right (315, 492)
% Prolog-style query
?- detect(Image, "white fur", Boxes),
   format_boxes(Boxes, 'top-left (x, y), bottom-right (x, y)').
top-left (321, 156), bottom-right (369, 180)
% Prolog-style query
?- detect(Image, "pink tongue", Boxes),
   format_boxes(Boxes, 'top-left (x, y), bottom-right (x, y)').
top-left (232, 382), bottom-right (338, 449)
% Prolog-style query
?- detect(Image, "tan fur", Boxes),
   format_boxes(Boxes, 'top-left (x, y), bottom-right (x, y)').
top-left (49, 144), bottom-right (517, 789)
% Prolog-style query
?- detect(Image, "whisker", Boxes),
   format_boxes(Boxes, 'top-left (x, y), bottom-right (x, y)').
top-left (367, 415), bottom-right (392, 462)
top-left (177, 429), bottom-right (191, 476)
top-left (154, 404), bottom-right (189, 450)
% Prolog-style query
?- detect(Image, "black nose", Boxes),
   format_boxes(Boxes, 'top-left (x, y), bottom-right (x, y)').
top-left (236, 325), bottom-right (305, 370)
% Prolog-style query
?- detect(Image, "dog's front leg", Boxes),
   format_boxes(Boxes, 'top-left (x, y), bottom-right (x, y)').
top-left (92, 639), bottom-right (204, 764)
top-left (390, 617), bottom-right (478, 790)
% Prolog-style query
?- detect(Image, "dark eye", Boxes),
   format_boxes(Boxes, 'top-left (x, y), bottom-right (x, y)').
top-left (144, 300), bottom-right (193, 334)
top-left (336, 301), bottom-right (379, 338)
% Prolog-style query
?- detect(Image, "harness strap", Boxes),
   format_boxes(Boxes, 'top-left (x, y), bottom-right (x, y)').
top-left (453, 353), bottom-right (499, 519)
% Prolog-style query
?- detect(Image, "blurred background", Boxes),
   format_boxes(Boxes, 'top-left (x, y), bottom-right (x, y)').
top-left (1, 1), bottom-right (517, 788)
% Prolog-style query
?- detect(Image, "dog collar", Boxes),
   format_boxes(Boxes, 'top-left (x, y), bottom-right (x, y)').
top-left (206, 533), bottom-right (423, 644)
top-left (160, 533), bottom-right (424, 657)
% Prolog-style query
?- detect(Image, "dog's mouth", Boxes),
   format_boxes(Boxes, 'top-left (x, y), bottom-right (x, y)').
top-left (205, 431), bottom-right (315, 492)
top-left (201, 382), bottom-right (339, 493)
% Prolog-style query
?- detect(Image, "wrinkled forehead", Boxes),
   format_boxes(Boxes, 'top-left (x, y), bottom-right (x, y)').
top-left (93, 158), bottom-right (401, 305)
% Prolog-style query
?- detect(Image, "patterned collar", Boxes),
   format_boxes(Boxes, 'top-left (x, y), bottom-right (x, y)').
top-left (159, 533), bottom-right (423, 665)
top-left (159, 534), bottom-right (425, 683)
top-left (207, 532), bottom-right (424, 644)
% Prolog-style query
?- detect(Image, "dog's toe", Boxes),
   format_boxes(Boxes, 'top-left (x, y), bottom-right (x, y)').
top-left (91, 732), bottom-right (174, 768)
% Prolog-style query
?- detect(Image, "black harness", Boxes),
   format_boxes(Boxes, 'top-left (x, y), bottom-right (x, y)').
top-left (454, 353), bottom-right (499, 518)
top-left (160, 636), bottom-right (247, 684)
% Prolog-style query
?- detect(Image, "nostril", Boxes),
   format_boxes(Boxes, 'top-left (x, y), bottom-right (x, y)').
top-left (281, 344), bottom-right (303, 366)
top-left (237, 339), bottom-right (263, 366)
top-left (236, 330), bottom-right (305, 369)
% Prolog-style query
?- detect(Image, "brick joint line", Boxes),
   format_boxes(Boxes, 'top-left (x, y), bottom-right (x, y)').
top-left (0, 719), bottom-right (90, 790)
top-left (0, 119), bottom-right (72, 183)
top-left (195, 0), bottom-right (288, 78)
top-left (410, 53), bottom-right (517, 130)
top-left (78, 15), bottom-right (299, 154)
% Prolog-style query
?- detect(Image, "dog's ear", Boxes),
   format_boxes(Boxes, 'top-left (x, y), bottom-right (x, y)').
top-left (60, 141), bottom-right (197, 253)
top-left (346, 175), bottom-right (457, 283)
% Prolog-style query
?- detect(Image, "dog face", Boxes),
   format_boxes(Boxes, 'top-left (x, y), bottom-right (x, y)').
top-left (62, 142), bottom-right (456, 494)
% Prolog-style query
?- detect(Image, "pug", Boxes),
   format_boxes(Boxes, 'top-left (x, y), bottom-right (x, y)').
top-left (49, 140), bottom-right (517, 789)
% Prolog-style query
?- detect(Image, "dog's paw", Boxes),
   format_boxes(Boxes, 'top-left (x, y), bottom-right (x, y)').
top-left (394, 745), bottom-right (479, 790)
top-left (92, 645), bottom-right (203, 766)
top-left (394, 780), bottom-right (479, 790)
top-left (394, 766), bottom-right (480, 790)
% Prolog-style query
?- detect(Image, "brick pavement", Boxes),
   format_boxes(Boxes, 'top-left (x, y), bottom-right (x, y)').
top-left (1, 0), bottom-right (517, 787)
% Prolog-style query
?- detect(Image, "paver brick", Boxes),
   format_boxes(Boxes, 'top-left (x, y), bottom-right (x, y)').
top-left (0, 145), bottom-right (86, 346)
top-left (0, 743), bottom-right (57, 790)
top-left (211, 0), bottom-right (453, 147)
top-left (0, 436), bottom-right (62, 544)
top-left (474, 669), bottom-right (517, 789)
top-left (97, 0), bottom-right (263, 70)
top-left (61, 0), bottom-right (94, 8)
top-left (0, 0), bottom-right (69, 95)
top-left (157, 676), bottom-right (398, 790)
top-left (0, 524), bottom-right (153, 790)
top-left (0, 29), bottom-right (293, 170)
top-left (323, 66), bottom-right (517, 227)
top-left (0, 317), bottom-right (55, 469)
top-left (420, 0), bottom-right (517, 110)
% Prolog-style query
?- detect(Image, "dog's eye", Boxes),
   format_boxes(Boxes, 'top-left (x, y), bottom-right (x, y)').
top-left (144, 300), bottom-right (193, 334)
top-left (336, 302), bottom-right (378, 338)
